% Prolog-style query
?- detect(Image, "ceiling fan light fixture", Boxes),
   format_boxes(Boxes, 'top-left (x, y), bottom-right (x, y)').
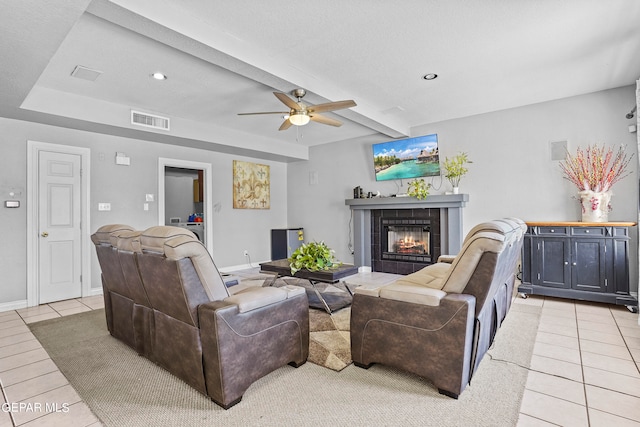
top-left (289, 112), bottom-right (310, 126)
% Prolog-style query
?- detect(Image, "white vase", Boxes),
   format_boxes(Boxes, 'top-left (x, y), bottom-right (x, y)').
top-left (452, 187), bottom-right (459, 194)
top-left (579, 190), bottom-right (611, 223)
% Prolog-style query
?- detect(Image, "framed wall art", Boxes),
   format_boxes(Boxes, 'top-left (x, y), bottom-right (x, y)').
top-left (232, 160), bottom-right (270, 209)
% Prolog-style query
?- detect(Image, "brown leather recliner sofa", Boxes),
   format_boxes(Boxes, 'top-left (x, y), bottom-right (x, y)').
top-left (350, 218), bottom-right (526, 398)
top-left (92, 225), bottom-right (309, 409)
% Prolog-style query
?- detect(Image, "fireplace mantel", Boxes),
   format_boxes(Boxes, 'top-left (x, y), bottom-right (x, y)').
top-left (346, 194), bottom-right (469, 269)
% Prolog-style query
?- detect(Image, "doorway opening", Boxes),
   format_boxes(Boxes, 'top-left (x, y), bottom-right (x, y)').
top-left (158, 158), bottom-right (213, 254)
top-left (164, 167), bottom-right (205, 243)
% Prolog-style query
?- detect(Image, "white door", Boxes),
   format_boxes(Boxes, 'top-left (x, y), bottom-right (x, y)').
top-left (38, 151), bottom-right (82, 304)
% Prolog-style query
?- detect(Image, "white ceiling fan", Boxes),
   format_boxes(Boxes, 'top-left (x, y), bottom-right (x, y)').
top-left (238, 88), bottom-right (357, 131)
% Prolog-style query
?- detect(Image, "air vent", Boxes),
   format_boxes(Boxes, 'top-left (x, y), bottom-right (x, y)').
top-left (131, 110), bottom-right (170, 131)
top-left (70, 65), bottom-right (102, 82)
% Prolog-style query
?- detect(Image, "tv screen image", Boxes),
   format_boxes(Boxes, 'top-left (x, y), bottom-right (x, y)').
top-left (373, 134), bottom-right (440, 181)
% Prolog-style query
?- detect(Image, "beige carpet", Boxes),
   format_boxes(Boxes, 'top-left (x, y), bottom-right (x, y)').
top-left (29, 302), bottom-right (541, 427)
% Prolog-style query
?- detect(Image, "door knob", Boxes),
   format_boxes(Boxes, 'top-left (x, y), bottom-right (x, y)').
top-left (41, 231), bottom-right (49, 237)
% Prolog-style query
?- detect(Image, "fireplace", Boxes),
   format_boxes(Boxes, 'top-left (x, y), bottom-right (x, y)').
top-left (372, 208), bottom-right (440, 274)
top-left (346, 194), bottom-right (468, 275)
top-left (381, 218), bottom-right (431, 263)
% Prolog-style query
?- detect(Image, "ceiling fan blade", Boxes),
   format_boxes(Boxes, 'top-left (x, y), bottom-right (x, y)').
top-left (310, 113), bottom-right (343, 127)
top-left (279, 118), bottom-right (293, 131)
top-left (237, 111), bottom-right (288, 115)
top-left (273, 92), bottom-right (302, 110)
top-left (308, 100), bottom-right (356, 114)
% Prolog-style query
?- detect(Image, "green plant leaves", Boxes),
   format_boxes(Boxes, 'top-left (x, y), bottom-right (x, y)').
top-left (443, 152), bottom-right (471, 187)
top-left (288, 241), bottom-right (341, 275)
top-left (407, 178), bottom-right (431, 200)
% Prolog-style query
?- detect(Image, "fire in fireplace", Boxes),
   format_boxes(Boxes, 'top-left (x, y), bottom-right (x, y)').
top-left (381, 218), bottom-right (431, 263)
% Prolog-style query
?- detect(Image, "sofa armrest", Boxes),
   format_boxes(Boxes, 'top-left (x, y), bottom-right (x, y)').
top-left (350, 292), bottom-right (476, 397)
top-left (223, 286), bottom-right (304, 313)
top-left (355, 283), bottom-right (446, 307)
top-left (437, 254), bottom-right (456, 263)
top-left (198, 289), bottom-right (309, 408)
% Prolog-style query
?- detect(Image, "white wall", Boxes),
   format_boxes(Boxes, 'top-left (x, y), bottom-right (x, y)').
top-left (0, 117), bottom-right (288, 305)
top-left (288, 85), bottom-right (639, 294)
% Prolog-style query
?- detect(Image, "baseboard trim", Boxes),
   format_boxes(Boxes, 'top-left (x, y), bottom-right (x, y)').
top-left (0, 299), bottom-right (28, 313)
top-left (219, 260), bottom-right (270, 273)
top-left (87, 288), bottom-right (103, 297)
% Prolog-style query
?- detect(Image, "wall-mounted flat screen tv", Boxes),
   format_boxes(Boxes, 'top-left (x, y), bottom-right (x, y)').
top-left (373, 134), bottom-right (440, 181)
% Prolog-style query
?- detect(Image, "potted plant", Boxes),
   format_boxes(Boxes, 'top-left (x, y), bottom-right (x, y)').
top-left (443, 152), bottom-right (472, 193)
top-left (407, 178), bottom-right (431, 200)
top-left (289, 241), bottom-right (341, 275)
top-left (559, 144), bottom-right (632, 222)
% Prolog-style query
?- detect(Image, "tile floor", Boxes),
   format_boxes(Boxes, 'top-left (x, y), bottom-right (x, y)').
top-left (0, 282), bottom-right (639, 426)
top-left (0, 296), bottom-right (104, 426)
top-left (515, 295), bottom-right (640, 426)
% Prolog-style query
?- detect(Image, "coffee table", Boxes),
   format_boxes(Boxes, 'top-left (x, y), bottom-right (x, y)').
top-left (259, 259), bottom-right (358, 314)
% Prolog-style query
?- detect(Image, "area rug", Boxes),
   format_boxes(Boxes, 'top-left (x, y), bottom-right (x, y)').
top-left (29, 302), bottom-right (541, 427)
top-left (266, 276), bottom-right (353, 370)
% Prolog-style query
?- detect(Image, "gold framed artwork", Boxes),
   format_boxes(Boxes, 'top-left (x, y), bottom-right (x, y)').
top-left (233, 160), bottom-right (270, 209)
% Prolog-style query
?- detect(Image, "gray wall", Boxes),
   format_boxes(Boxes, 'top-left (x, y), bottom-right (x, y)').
top-left (1, 85), bottom-right (637, 308)
top-left (0, 117), bottom-right (288, 305)
top-left (287, 85), bottom-right (639, 294)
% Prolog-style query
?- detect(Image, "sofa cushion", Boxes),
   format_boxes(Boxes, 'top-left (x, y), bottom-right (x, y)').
top-left (393, 262), bottom-right (451, 290)
top-left (224, 287), bottom-right (289, 313)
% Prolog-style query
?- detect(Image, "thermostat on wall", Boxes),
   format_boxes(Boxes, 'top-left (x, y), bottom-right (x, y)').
top-left (5, 200), bottom-right (19, 208)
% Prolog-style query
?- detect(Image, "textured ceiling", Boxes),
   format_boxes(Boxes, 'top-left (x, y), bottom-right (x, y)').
top-left (2, 0), bottom-right (640, 161)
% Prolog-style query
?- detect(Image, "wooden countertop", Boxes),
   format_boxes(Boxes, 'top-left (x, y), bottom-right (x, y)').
top-left (526, 221), bottom-right (637, 227)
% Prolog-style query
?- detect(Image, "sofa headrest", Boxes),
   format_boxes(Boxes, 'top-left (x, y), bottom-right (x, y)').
top-left (464, 218), bottom-right (525, 248)
top-left (503, 217), bottom-right (527, 234)
top-left (141, 226), bottom-right (229, 301)
top-left (91, 224), bottom-right (135, 245)
top-left (465, 220), bottom-right (513, 240)
top-left (115, 230), bottom-right (143, 253)
top-left (441, 231), bottom-right (506, 294)
top-left (139, 226), bottom-right (198, 254)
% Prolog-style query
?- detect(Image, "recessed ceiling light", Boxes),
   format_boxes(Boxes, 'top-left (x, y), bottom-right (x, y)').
top-left (422, 73), bottom-right (438, 80)
top-left (151, 72), bottom-right (167, 80)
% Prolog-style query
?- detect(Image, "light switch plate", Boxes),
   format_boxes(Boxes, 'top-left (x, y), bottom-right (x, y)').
top-left (98, 203), bottom-right (111, 211)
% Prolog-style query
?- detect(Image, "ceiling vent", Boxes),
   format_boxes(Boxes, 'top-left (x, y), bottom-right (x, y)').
top-left (70, 65), bottom-right (102, 82)
top-left (131, 110), bottom-right (170, 131)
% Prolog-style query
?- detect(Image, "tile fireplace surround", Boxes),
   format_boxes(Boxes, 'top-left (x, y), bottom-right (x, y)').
top-left (346, 194), bottom-right (469, 272)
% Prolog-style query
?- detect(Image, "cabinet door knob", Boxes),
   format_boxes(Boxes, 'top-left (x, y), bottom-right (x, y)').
top-left (564, 261), bottom-right (568, 265)
top-left (572, 262), bottom-right (577, 266)
top-left (550, 229), bottom-right (555, 233)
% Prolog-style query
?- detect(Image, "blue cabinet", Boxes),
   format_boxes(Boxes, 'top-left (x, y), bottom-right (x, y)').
top-left (520, 222), bottom-right (637, 310)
